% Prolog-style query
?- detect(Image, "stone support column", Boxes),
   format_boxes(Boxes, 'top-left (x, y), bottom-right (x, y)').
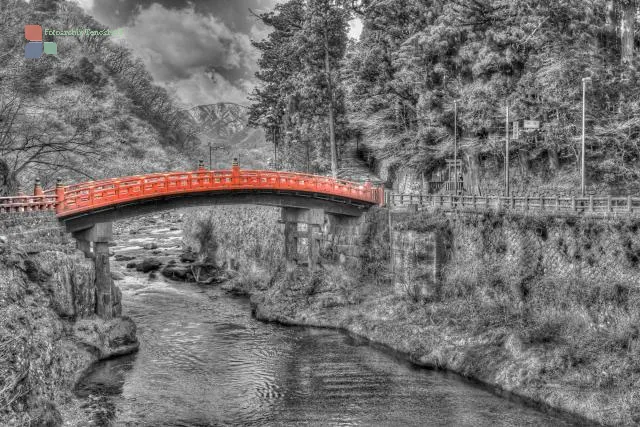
top-left (72, 222), bottom-right (114, 319)
top-left (307, 224), bottom-right (321, 272)
top-left (282, 207), bottom-right (325, 272)
top-left (284, 221), bottom-right (298, 271)
top-left (94, 241), bottom-right (113, 320)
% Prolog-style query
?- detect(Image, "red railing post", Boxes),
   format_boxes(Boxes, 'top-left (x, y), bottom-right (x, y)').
top-left (197, 160), bottom-right (205, 189)
top-left (55, 179), bottom-right (65, 215)
top-left (364, 179), bottom-right (372, 201)
top-left (33, 178), bottom-right (43, 196)
top-left (231, 158), bottom-right (240, 185)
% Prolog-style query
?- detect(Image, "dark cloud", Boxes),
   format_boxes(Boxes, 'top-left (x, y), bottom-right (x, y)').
top-left (78, 0), bottom-right (277, 106)
top-left (90, 0), bottom-right (275, 31)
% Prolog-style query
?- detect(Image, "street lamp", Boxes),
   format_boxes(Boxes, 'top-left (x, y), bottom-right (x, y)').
top-left (581, 77), bottom-right (592, 197)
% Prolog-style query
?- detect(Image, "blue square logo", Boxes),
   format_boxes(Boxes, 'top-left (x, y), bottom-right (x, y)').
top-left (25, 42), bottom-right (43, 59)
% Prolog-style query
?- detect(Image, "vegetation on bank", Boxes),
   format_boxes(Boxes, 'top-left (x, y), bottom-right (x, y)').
top-left (183, 206), bottom-right (285, 291)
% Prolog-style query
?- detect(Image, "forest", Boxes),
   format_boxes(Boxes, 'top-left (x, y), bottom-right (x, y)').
top-left (249, 0), bottom-right (640, 195)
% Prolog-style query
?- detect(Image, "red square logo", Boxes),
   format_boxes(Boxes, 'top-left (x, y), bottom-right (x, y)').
top-left (25, 25), bottom-right (42, 41)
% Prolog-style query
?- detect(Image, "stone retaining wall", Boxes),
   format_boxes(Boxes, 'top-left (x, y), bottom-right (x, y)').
top-left (391, 210), bottom-right (640, 309)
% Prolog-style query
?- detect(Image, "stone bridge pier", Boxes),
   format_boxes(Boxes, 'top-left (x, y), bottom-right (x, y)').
top-left (72, 222), bottom-right (114, 320)
top-left (281, 207), bottom-right (325, 272)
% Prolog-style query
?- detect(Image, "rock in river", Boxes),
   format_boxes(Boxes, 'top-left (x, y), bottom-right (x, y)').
top-left (136, 258), bottom-right (162, 273)
top-left (161, 264), bottom-right (191, 281)
top-left (180, 251), bottom-right (197, 263)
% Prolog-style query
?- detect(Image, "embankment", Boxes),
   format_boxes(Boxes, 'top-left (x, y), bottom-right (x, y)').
top-left (190, 205), bottom-right (640, 426)
top-left (0, 212), bottom-right (138, 425)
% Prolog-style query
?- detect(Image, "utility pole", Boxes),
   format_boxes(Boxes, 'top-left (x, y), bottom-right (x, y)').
top-left (581, 77), bottom-right (591, 196)
top-left (272, 126), bottom-right (277, 170)
top-left (505, 103), bottom-right (510, 196)
top-left (454, 100), bottom-right (458, 190)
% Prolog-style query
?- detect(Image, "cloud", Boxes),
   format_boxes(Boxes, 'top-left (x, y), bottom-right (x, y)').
top-left (164, 70), bottom-right (252, 107)
top-left (348, 18), bottom-right (363, 40)
top-left (124, 4), bottom-right (256, 83)
top-left (78, 0), bottom-right (277, 106)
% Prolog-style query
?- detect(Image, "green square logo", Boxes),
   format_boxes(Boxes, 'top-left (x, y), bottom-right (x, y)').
top-left (43, 42), bottom-right (57, 55)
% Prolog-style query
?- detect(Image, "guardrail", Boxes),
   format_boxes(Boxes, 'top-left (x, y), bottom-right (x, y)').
top-left (389, 193), bottom-right (640, 215)
top-left (0, 194), bottom-right (58, 213)
top-left (0, 164), bottom-right (385, 216)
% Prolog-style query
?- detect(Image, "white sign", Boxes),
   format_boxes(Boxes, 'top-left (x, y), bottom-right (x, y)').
top-left (523, 120), bottom-right (540, 130)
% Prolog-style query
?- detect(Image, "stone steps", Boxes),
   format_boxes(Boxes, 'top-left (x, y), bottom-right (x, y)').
top-left (338, 141), bottom-right (383, 185)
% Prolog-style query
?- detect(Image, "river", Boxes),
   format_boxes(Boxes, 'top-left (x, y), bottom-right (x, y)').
top-left (76, 215), bottom-right (581, 426)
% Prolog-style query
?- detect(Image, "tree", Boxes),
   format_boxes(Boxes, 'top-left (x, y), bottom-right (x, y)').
top-left (300, 0), bottom-right (350, 177)
top-left (620, 0), bottom-right (636, 63)
top-left (249, 0), bottom-right (350, 175)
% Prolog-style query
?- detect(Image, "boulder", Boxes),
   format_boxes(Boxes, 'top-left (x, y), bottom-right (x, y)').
top-left (125, 261), bottom-right (137, 269)
top-left (111, 271), bottom-right (125, 281)
top-left (161, 264), bottom-right (191, 281)
top-left (74, 317), bottom-right (139, 359)
top-left (115, 254), bottom-right (135, 262)
top-left (136, 258), bottom-right (162, 273)
top-left (143, 242), bottom-right (158, 250)
top-left (180, 251), bottom-right (197, 263)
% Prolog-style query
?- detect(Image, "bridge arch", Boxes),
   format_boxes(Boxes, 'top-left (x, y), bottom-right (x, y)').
top-left (53, 161), bottom-right (383, 232)
top-left (0, 161), bottom-right (385, 320)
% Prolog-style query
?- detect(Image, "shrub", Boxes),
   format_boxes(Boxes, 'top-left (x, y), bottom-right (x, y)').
top-left (403, 282), bottom-right (425, 304)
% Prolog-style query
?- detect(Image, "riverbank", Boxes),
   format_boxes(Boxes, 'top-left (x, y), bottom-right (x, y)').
top-left (0, 213), bottom-right (138, 426)
top-left (190, 206), bottom-right (640, 426)
top-left (241, 267), bottom-right (600, 425)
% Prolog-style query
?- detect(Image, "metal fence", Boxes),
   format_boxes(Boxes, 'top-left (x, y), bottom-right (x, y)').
top-left (388, 193), bottom-right (640, 215)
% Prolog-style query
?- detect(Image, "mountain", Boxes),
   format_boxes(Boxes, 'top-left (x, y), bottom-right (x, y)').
top-left (181, 103), bottom-right (269, 170)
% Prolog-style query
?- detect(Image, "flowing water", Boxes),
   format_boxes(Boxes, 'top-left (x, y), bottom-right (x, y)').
top-left (76, 219), bottom-right (582, 426)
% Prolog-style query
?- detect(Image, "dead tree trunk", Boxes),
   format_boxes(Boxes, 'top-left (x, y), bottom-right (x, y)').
top-left (323, 26), bottom-right (338, 178)
top-left (0, 159), bottom-right (18, 196)
top-left (607, 1), bottom-right (617, 31)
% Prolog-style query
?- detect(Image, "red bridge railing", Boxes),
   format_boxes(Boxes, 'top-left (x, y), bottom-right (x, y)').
top-left (0, 163), bottom-right (385, 216)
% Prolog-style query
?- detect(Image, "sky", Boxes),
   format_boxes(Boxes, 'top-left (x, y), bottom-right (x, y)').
top-left (74, 0), bottom-right (363, 108)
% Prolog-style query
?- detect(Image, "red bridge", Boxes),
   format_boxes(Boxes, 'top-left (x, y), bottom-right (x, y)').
top-left (0, 160), bottom-right (385, 232)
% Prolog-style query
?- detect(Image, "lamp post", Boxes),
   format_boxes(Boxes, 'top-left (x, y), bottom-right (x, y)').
top-left (581, 77), bottom-right (591, 197)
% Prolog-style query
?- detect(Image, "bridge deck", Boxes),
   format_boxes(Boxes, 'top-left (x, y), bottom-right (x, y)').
top-left (0, 167), bottom-right (385, 219)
